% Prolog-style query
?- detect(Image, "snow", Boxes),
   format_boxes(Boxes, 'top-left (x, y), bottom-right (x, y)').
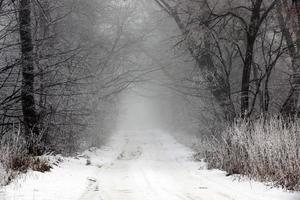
top-left (1, 130), bottom-right (300, 200)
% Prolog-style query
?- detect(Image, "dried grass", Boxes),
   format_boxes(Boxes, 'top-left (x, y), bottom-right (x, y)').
top-left (0, 130), bottom-right (51, 185)
top-left (202, 116), bottom-right (300, 190)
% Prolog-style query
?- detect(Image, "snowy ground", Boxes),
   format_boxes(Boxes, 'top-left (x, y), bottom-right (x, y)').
top-left (1, 130), bottom-right (300, 200)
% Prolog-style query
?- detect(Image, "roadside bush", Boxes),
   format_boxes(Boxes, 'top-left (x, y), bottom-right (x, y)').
top-left (202, 116), bottom-right (300, 191)
top-left (0, 130), bottom-right (51, 185)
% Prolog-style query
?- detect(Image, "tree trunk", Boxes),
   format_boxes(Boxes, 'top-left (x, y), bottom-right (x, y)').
top-left (241, 37), bottom-right (256, 117)
top-left (19, 0), bottom-right (40, 155)
top-left (263, 68), bottom-right (272, 113)
top-left (277, 0), bottom-right (300, 116)
top-left (240, 0), bottom-right (262, 117)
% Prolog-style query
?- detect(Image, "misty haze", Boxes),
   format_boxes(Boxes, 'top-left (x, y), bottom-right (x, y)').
top-left (0, 0), bottom-right (300, 199)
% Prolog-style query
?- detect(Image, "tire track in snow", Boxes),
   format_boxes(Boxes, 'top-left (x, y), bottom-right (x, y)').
top-left (81, 130), bottom-right (300, 200)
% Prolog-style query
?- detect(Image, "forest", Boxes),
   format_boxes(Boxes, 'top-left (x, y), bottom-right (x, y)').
top-left (0, 0), bottom-right (300, 199)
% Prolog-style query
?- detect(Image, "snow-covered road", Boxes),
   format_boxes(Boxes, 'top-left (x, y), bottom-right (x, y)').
top-left (1, 130), bottom-right (300, 200)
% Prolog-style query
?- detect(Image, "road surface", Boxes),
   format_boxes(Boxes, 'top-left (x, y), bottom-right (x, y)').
top-left (80, 130), bottom-right (299, 200)
top-left (2, 130), bottom-right (299, 200)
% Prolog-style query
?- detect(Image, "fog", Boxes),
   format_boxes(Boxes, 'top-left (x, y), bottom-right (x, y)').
top-left (117, 90), bottom-right (162, 131)
top-left (112, 1), bottom-right (198, 135)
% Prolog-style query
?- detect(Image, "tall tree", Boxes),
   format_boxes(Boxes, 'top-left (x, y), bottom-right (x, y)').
top-left (153, 0), bottom-right (236, 122)
top-left (19, 0), bottom-right (40, 154)
top-left (154, 0), bottom-right (280, 118)
top-left (277, 0), bottom-right (300, 116)
top-left (207, 0), bottom-right (278, 117)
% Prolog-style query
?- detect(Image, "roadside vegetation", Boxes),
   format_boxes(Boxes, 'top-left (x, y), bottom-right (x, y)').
top-left (0, 0), bottom-right (148, 185)
top-left (154, 0), bottom-right (300, 191)
top-left (195, 116), bottom-right (300, 190)
top-left (0, 129), bottom-right (51, 185)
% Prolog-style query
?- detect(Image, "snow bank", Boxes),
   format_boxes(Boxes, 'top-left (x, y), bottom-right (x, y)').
top-left (0, 150), bottom-right (106, 200)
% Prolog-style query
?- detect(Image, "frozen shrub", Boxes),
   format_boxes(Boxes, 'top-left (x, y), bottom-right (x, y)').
top-left (0, 130), bottom-right (51, 185)
top-left (202, 116), bottom-right (300, 190)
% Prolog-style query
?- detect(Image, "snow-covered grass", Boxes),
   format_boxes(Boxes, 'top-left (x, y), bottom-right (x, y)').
top-left (0, 131), bottom-right (28, 186)
top-left (202, 116), bottom-right (300, 190)
top-left (0, 146), bottom-right (117, 200)
top-left (0, 130), bottom-right (52, 186)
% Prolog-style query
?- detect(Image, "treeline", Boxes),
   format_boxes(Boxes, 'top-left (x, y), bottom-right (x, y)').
top-left (154, 0), bottom-right (300, 121)
top-left (0, 0), bottom-right (146, 158)
top-left (154, 0), bottom-right (300, 190)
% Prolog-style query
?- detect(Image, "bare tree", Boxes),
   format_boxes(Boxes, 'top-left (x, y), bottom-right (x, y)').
top-left (19, 0), bottom-right (40, 154)
top-left (153, 0), bottom-right (236, 121)
top-left (277, 0), bottom-right (300, 116)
